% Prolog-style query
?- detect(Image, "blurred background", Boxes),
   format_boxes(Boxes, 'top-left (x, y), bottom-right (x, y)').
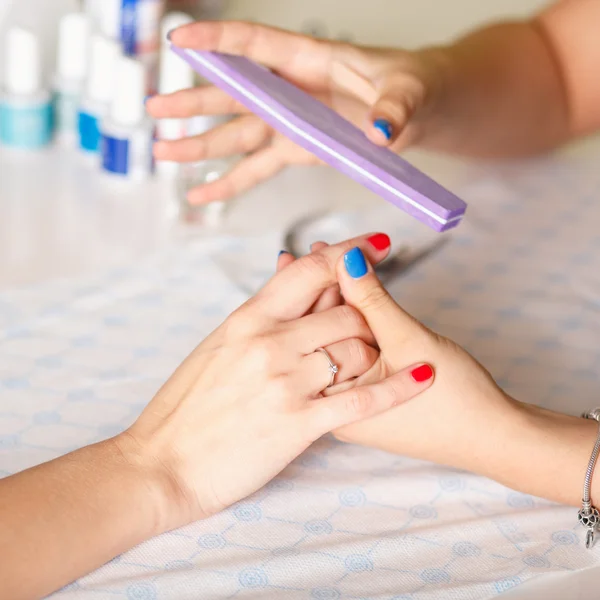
top-left (0, 0), bottom-right (550, 63)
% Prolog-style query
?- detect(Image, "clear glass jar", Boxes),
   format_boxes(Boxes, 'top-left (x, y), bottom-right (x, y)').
top-left (176, 157), bottom-right (236, 226)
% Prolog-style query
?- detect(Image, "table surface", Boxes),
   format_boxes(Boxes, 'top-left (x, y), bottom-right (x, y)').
top-left (2, 140), bottom-right (600, 599)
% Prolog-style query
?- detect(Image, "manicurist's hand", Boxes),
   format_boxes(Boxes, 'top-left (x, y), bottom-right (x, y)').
top-left (149, 4), bottom-right (600, 203)
top-left (147, 21), bottom-right (445, 204)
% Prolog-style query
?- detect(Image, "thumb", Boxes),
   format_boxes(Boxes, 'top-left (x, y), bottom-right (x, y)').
top-left (330, 61), bottom-right (415, 148)
top-left (367, 73), bottom-right (425, 147)
top-left (337, 247), bottom-right (425, 350)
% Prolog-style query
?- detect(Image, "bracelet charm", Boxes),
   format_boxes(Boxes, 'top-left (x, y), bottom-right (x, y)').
top-left (579, 408), bottom-right (600, 549)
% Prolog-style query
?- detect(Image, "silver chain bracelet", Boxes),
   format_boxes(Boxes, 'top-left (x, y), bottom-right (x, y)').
top-left (578, 408), bottom-right (600, 548)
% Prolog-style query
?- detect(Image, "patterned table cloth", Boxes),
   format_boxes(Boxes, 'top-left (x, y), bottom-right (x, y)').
top-left (2, 146), bottom-right (600, 599)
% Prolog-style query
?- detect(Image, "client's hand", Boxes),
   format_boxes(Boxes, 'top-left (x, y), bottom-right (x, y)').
top-left (277, 243), bottom-right (522, 489)
top-left (331, 246), bottom-right (511, 464)
top-left (281, 242), bottom-right (600, 508)
top-left (330, 246), bottom-right (600, 510)
top-left (280, 239), bottom-right (515, 463)
top-left (279, 241), bottom-right (509, 461)
top-left (122, 235), bottom-right (433, 530)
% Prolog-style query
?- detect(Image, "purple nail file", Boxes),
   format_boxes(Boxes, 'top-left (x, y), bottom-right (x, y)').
top-left (170, 46), bottom-right (467, 232)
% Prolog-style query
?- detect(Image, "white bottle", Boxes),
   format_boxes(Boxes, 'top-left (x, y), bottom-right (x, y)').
top-left (78, 35), bottom-right (121, 154)
top-left (101, 56), bottom-right (153, 179)
top-left (96, 0), bottom-right (122, 41)
top-left (83, 0), bottom-right (107, 33)
top-left (155, 11), bottom-right (194, 177)
top-left (53, 12), bottom-right (90, 144)
top-left (0, 1), bottom-right (13, 30)
top-left (0, 27), bottom-right (52, 149)
top-left (158, 10), bottom-right (234, 224)
top-left (93, 0), bottom-right (165, 92)
top-left (121, 0), bottom-right (165, 61)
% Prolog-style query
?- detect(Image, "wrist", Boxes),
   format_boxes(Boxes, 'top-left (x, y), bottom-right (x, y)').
top-left (112, 432), bottom-right (188, 535)
top-left (483, 401), bottom-right (600, 506)
top-left (408, 44), bottom-right (457, 146)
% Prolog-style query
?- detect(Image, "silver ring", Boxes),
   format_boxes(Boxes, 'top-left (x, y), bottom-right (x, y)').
top-left (316, 347), bottom-right (339, 388)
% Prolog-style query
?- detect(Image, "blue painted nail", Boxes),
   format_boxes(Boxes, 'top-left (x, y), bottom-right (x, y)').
top-left (278, 250), bottom-right (289, 257)
top-left (166, 29), bottom-right (175, 41)
top-left (344, 247), bottom-right (368, 279)
top-left (373, 118), bottom-right (393, 140)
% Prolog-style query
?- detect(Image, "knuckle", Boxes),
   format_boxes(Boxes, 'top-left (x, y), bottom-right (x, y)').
top-left (336, 305), bottom-right (366, 331)
top-left (240, 119), bottom-right (270, 153)
top-left (302, 36), bottom-right (330, 62)
top-left (239, 131), bottom-right (256, 154)
top-left (295, 252), bottom-right (331, 279)
top-left (267, 375), bottom-right (295, 406)
top-left (346, 389), bottom-right (372, 417)
top-left (224, 306), bottom-right (255, 340)
top-left (385, 380), bottom-right (402, 407)
top-left (347, 338), bottom-right (371, 370)
top-left (224, 22), bottom-right (251, 54)
top-left (248, 336), bottom-right (280, 372)
top-left (332, 239), bottom-right (356, 257)
top-left (432, 331), bottom-right (455, 351)
top-left (361, 285), bottom-right (391, 312)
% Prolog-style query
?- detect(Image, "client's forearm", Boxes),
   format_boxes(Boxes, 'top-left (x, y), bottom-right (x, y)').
top-left (492, 402), bottom-right (599, 507)
top-left (0, 436), bottom-right (171, 600)
top-left (338, 397), bottom-right (599, 508)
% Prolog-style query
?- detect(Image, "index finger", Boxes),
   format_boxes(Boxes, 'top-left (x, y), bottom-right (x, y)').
top-left (243, 233), bottom-right (391, 322)
top-left (170, 21), bottom-right (332, 83)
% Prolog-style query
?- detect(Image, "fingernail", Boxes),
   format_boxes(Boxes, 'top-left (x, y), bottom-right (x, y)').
top-left (278, 250), bottom-right (289, 257)
top-left (166, 29), bottom-right (175, 41)
top-left (373, 118), bottom-right (393, 140)
top-left (411, 364), bottom-right (434, 383)
top-left (367, 233), bottom-right (391, 251)
top-left (344, 247), bottom-right (368, 279)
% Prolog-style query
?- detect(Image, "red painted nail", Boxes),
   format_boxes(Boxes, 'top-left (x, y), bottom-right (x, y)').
top-left (411, 364), bottom-right (434, 383)
top-left (367, 233), bottom-right (391, 251)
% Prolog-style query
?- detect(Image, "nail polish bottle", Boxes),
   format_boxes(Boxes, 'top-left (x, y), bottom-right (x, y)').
top-left (155, 11), bottom-right (194, 178)
top-left (53, 12), bottom-right (90, 145)
top-left (121, 0), bottom-right (164, 58)
top-left (96, 0), bottom-right (122, 41)
top-left (121, 0), bottom-right (165, 93)
top-left (83, 0), bottom-right (104, 32)
top-left (159, 11), bottom-right (233, 226)
top-left (101, 56), bottom-right (154, 179)
top-left (78, 35), bottom-right (121, 154)
top-left (0, 27), bottom-right (52, 149)
top-left (90, 0), bottom-right (164, 94)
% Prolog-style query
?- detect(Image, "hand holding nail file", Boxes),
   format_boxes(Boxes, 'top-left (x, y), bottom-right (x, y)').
top-left (169, 46), bottom-right (467, 232)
